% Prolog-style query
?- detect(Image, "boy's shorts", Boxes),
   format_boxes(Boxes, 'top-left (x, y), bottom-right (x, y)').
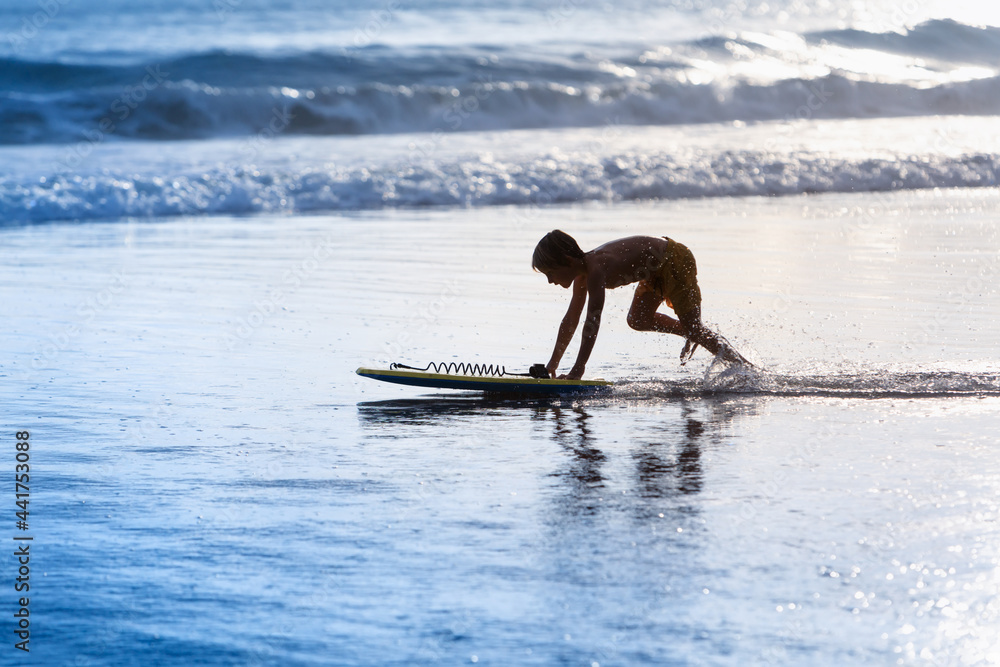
top-left (651, 237), bottom-right (701, 316)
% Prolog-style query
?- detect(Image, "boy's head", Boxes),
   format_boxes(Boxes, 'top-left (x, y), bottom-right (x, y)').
top-left (532, 229), bottom-right (584, 273)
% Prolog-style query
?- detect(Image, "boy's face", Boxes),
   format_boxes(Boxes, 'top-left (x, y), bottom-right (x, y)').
top-left (543, 265), bottom-right (578, 289)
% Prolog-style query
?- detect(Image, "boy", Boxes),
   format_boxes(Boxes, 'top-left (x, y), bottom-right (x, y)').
top-left (532, 230), bottom-right (750, 380)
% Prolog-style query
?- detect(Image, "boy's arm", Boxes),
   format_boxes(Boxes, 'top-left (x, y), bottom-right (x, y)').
top-left (546, 276), bottom-right (587, 377)
top-left (564, 271), bottom-right (605, 380)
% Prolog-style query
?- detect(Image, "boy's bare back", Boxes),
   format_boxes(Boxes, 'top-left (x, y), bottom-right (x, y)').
top-left (583, 236), bottom-right (669, 290)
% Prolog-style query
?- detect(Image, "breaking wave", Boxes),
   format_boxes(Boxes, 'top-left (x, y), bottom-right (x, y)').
top-left (2, 19), bottom-right (999, 144)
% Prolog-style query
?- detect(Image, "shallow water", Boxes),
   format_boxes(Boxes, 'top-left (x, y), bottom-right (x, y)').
top-left (5, 0), bottom-right (1000, 662)
top-left (2, 190), bottom-right (999, 664)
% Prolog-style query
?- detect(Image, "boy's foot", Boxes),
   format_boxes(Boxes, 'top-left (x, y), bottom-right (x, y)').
top-left (680, 339), bottom-right (699, 365)
top-left (719, 342), bottom-right (754, 367)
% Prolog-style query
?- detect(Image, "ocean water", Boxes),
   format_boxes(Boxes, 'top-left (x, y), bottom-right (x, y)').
top-left (3, 0), bottom-right (1000, 223)
top-left (2, 0), bottom-right (1000, 665)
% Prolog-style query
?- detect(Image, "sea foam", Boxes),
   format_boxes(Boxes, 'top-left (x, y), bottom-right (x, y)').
top-left (3, 140), bottom-right (997, 224)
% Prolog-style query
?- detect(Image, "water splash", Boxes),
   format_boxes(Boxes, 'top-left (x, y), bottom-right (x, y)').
top-left (613, 368), bottom-right (1000, 399)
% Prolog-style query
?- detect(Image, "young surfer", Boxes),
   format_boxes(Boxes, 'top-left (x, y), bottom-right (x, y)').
top-left (533, 230), bottom-right (750, 380)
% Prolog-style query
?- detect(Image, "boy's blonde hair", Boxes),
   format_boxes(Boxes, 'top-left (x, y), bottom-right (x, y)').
top-left (532, 230), bottom-right (584, 272)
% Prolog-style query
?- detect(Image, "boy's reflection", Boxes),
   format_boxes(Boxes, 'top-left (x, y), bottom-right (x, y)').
top-left (534, 403), bottom-right (606, 514)
top-left (633, 406), bottom-right (704, 499)
top-left (356, 397), bottom-right (752, 508)
top-left (535, 402), bottom-right (709, 506)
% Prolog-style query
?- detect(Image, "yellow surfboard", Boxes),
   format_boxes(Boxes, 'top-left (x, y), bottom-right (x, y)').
top-left (356, 367), bottom-right (612, 395)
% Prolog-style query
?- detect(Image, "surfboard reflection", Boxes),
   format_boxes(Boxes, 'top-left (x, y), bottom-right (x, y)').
top-left (355, 396), bottom-right (559, 425)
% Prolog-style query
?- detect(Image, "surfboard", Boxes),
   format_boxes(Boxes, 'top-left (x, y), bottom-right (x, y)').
top-left (356, 367), bottom-right (613, 395)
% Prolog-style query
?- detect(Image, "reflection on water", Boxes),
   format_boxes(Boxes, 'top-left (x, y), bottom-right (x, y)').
top-left (354, 394), bottom-right (774, 663)
top-left (535, 403), bottom-right (606, 513)
top-left (633, 407), bottom-right (705, 500)
top-left (356, 395), bottom-right (757, 510)
top-left (356, 395), bottom-right (556, 424)
top-left (529, 400), bottom-right (736, 533)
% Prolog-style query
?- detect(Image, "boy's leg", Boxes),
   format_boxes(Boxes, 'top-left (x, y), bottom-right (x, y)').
top-left (677, 306), bottom-right (721, 354)
top-left (630, 284), bottom-right (751, 365)
top-left (678, 307), bottom-right (749, 365)
top-left (627, 282), bottom-right (685, 335)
